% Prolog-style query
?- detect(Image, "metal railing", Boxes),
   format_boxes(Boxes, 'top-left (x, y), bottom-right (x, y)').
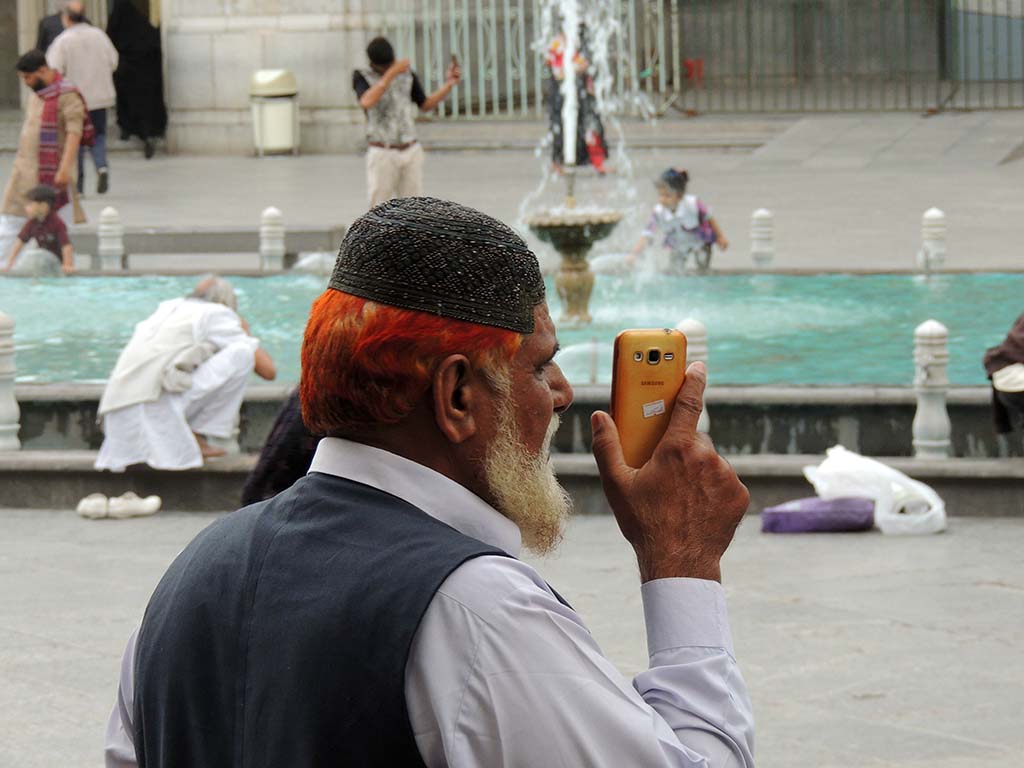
top-left (372, 0), bottom-right (1024, 117)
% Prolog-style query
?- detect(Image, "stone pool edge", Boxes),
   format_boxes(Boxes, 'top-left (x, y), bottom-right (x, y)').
top-left (1, 450), bottom-right (1020, 517)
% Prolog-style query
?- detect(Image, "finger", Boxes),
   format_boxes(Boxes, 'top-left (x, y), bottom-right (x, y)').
top-left (590, 410), bottom-right (629, 487)
top-left (664, 361), bottom-right (706, 441)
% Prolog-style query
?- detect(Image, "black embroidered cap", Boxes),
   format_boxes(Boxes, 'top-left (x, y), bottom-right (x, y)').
top-left (328, 197), bottom-right (546, 333)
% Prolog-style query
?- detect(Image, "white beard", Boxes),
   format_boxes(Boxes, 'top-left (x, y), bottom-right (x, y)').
top-left (482, 399), bottom-right (572, 555)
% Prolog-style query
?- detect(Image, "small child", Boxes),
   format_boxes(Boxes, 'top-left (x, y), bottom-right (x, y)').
top-left (629, 168), bottom-right (728, 272)
top-left (3, 185), bottom-right (74, 275)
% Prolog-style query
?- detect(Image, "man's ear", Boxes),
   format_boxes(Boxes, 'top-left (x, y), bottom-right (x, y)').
top-left (432, 354), bottom-right (483, 444)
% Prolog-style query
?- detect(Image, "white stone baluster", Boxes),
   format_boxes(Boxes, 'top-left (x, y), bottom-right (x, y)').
top-left (917, 207), bottom-right (946, 274)
top-left (0, 311), bottom-right (21, 450)
top-left (259, 206), bottom-right (286, 272)
top-left (912, 319), bottom-right (951, 458)
top-left (750, 208), bottom-right (774, 270)
top-left (676, 317), bottom-right (709, 433)
top-left (97, 206), bottom-right (125, 271)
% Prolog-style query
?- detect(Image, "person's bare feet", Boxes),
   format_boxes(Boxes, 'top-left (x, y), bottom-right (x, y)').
top-left (194, 433), bottom-right (227, 459)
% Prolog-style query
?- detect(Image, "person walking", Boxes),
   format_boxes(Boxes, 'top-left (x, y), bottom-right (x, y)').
top-left (35, 8), bottom-right (66, 53)
top-left (47, 1), bottom-right (118, 195)
top-left (0, 50), bottom-right (90, 261)
top-left (107, 0), bottom-right (167, 159)
top-left (353, 37), bottom-right (461, 208)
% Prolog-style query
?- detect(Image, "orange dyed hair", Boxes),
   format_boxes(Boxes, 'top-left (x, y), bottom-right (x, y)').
top-left (301, 290), bottom-right (523, 435)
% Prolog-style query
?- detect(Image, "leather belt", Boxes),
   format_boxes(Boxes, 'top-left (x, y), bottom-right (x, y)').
top-left (368, 140), bottom-right (418, 151)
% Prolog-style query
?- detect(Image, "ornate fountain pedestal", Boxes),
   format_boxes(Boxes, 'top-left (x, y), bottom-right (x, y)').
top-left (527, 209), bottom-right (622, 324)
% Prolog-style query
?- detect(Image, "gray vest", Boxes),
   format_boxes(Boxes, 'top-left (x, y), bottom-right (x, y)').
top-left (132, 472), bottom-right (509, 767)
top-left (360, 68), bottom-right (418, 146)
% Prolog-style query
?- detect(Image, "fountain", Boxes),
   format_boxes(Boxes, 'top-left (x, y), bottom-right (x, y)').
top-left (526, 0), bottom-right (622, 325)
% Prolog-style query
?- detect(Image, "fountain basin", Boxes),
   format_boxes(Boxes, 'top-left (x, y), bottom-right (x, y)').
top-left (527, 209), bottom-right (623, 252)
top-left (0, 272), bottom-right (1016, 386)
top-left (527, 209), bottom-right (623, 325)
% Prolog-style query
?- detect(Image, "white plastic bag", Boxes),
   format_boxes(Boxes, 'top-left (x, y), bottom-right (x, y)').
top-left (802, 446), bottom-right (947, 535)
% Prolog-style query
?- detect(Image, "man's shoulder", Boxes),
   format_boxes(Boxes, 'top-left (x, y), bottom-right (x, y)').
top-left (188, 297), bottom-right (235, 316)
top-left (56, 88), bottom-right (84, 107)
top-left (435, 554), bottom-right (564, 624)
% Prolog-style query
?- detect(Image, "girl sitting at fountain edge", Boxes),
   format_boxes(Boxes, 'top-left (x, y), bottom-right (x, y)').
top-left (628, 168), bottom-right (729, 274)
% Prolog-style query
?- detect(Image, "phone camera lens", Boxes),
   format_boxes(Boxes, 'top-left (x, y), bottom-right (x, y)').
top-left (633, 351), bottom-right (643, 362)
top-left (647, 349), bottom-right (661, 364)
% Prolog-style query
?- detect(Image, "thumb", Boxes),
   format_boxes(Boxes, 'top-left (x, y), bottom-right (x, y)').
top-left (665, 361), bottom-right (707, 440)
top-left (591, 410), bottom-right (629, 486)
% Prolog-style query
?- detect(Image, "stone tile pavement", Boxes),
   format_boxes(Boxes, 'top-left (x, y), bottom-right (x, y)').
top-left (2, 112), bottom-right (1024, 272)
top-left (1, 508), bottom-right (1021, 767)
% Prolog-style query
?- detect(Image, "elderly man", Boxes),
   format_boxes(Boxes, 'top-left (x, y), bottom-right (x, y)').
top-left (104, 199), bottom-right (753, 767)
top-left (48, 1), bottom-right (119, 195)
top-left (0, 50), bottom-right (87, 262)
top-left (95, 276), bottom-right (276, 472)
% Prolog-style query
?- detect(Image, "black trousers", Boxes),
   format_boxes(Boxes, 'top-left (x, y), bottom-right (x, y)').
top-left (993, 388), bottom-right (1024, 434)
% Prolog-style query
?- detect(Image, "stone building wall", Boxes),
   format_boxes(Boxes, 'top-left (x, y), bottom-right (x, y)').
top-left (163, 0), bottom-right (378, 154)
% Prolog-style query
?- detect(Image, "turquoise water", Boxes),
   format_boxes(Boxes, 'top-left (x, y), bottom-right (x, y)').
top-left (0, 273), bottom-right (1017, 385)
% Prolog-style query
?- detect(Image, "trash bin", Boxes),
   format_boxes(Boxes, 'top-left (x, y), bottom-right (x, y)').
top-left (250, 69), bottom-right (299, 156)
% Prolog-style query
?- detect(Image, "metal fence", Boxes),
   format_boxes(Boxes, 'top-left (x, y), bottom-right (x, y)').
top-left (372, 0), bottom-right (1024, 117)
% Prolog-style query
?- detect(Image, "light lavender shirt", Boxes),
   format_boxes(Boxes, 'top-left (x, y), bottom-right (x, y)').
top-left (105, 438), bottom-right (755, 767)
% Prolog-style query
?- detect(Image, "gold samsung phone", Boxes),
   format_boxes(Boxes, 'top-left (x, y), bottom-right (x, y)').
top-left (610, 329), bottom-right (687, 468)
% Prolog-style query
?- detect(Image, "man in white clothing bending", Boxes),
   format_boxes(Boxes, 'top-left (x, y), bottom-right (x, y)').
top-left (95, 276), bottom-right (275, 472)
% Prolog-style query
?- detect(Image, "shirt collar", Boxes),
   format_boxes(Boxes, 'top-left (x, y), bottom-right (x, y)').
top-left (307, 437), bottom-right (522, 556)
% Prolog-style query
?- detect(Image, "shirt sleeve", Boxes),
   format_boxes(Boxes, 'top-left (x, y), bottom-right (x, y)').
top-left (59, 92), bottom-right (85, 136)
top-left (406, 558), bottom-right (755, 768)
top-left (45, 38), bottom-right (65, 73)
top-left (106, 31), bottom-right (120, 71)
top-left (104, 628), bottom-right (140, 768)
top-left (16, 220), bottom-right (33, 243)
top-left (53, 216), bottom-right (70, 247)
top-left (410, 73), bottom-right (427, 107)
top-left (642, 208), bottom-right (660, 240)
top-left (353, 70), bottom-right (370, 99)
top-left (200, 305), bottom-right (259, 352)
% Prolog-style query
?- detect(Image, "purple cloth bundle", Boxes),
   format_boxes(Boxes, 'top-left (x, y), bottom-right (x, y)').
top-left (761, 496), bottom-right (875, 533)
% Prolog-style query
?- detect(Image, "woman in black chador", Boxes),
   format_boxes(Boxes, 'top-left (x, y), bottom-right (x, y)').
top-left (546, 24), bottom-right (608, 174)
top-left (107, 0), bottom-right (168, 158)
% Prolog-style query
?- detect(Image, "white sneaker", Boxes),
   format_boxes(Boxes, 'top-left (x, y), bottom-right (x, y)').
top-left (75, 493), bottom-right (109, 519)
top-left (107, 491), bottom-right (162, 519)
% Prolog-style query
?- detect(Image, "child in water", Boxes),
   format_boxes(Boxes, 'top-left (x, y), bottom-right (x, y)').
top-left (3, 185), bottom-right (74, 275)
top-left (629, 168), bottom-right (728, 273)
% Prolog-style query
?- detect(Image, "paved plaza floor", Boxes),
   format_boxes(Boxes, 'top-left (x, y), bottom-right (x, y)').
top-left (1, 508), bottom-right (1021, 767)
top-left (2, 112), bottom-right (1024, 272)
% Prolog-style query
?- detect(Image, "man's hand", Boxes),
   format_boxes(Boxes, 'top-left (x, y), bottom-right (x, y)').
top-left (54, 168), bottom-right (70, 186)
top-left (445, 61), bottom-right (462, 86)
top-left (717, 236), bottom-right (730, 251)
top-left (62, 261), bottom-right (74, 275)
top-left (591, 362), bottom-right (749, 583)
top-left (388, 58), bottom-right (411, 78)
